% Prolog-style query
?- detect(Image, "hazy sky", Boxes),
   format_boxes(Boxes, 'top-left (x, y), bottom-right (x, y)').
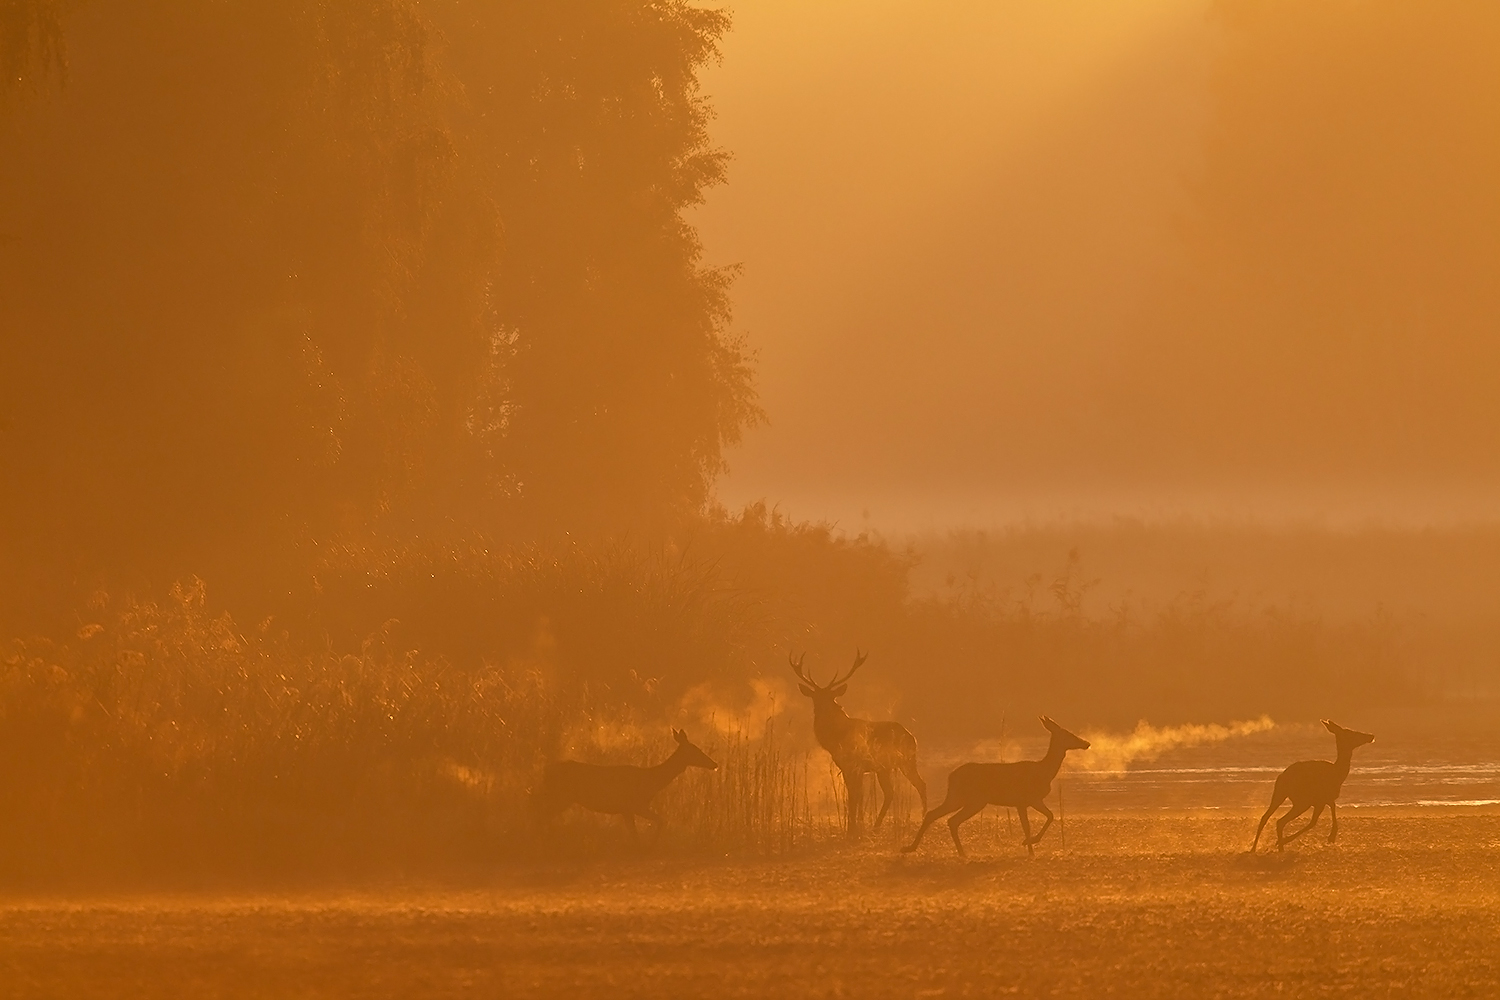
top-left (695, 1), bottom-right (1500, 530)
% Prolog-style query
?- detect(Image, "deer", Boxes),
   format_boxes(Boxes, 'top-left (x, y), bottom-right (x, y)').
top-left (902, 716), bottom-right (1090, 858)
top-left (532, 728), bottom-right (718, 844)
top-left (791, 650), bottom-right (927, 838)
top-left (1250, 719), bottom-right (1374, 853)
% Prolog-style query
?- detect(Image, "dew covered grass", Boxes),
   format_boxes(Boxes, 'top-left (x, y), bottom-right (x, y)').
top-left (2, 809), bottom-right (1496, 998)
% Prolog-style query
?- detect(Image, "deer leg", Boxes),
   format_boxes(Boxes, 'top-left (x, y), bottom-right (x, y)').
top-left (899, 757), bottom-right (928, 812)
top-left (1282, 804), bottom-right (1323, 845)
top-left (1251, 794), bottom-right (1286, 853)
top-left (1275, 804), bottom-right (1309, 851)
top-left (1017, 806), bottom-right (1035, 857)
top-left (873, 770), bottom-right (895, 828)
top-left (947, 804), bottom-right (984, 858)
top-left (625, 813), bottom-right (640, 845)
top-left (1328, 802), bottom-right (1339, 843)
top-left (843, 769), bottom-right (864, 839)
top-left (902, 799), bottom-right (961, 853)
top-left (1026, 801), bottom-right (1055, 848)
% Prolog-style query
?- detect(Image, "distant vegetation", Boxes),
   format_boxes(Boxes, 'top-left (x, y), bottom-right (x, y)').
top-left (2, 506), bottom-right (1473, 878)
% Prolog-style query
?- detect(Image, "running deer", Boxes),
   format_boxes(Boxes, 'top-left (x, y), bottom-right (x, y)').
top-left (1250, 719), bottom-right (1374, 853)
top-left (791, 650), bottom-right (927, 837)
top-left (902, 716), bottom-right (1089, 858)
top-left (532, 728), bottom-right (718, 844)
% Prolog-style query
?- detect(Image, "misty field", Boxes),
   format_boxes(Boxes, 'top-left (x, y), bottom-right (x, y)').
top-left (2, 809), bottom-right (1496, 999)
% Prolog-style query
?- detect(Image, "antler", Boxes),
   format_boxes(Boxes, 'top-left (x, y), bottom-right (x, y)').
top-left (788, 651), bottom-right (820, 689)
top-left (828, 648), bottom-right (868, 688)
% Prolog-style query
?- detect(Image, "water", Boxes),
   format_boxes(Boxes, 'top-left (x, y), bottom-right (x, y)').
top-left (1064, 759), bottom-right (1500, 811)
top-left (930, 725), bottom-right (1500, 812)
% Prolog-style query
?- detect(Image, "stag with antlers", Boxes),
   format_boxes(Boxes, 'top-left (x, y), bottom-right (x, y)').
top-left (791, 650), bottom-right (927, 838)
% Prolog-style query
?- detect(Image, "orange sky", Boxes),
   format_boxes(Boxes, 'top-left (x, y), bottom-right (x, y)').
top-left (695, 1), bottom-right (1500, 530)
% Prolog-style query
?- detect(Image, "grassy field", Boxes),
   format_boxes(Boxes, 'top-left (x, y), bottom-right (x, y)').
top-left (1, 809), bottom-right (1496, 999)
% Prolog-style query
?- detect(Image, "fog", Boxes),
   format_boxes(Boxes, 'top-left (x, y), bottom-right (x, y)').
top-left (3, 10), bottom-right (1500, 995)
top-left (700, 0), bottom-right (1500, 529)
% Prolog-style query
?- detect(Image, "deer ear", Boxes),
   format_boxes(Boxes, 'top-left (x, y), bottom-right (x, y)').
top-left (1322, 720), bottom-right (1338, 733)
top-left (798, 684), bottom-right (815, 697)
top-left (830, 684), bottom-right (848, 698)
top-left (674, 729), bottom-right (688, 743)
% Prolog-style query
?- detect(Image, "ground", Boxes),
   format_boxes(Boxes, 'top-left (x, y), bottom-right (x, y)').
top-left (1, 810), bottom-right (1497, 998)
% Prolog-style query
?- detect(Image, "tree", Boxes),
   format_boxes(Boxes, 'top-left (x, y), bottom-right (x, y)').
top-left (0, 1), bottom-right (756, 623)
top-left (434, 3), bottom-right (757, 533)
top-left (0, 0), bottom-right (64, 96)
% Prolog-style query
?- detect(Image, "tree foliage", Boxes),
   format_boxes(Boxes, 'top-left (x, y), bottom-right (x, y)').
top-left (0, 1), bottom-right (755, 617)
top-left (0, 0), bottom-right (64, 95)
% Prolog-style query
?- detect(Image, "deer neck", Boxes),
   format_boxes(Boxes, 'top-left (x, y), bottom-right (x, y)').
top-left (1332, 743), bottom-right (1356, 781)
top-left (813, 700), bottom-right (857, 748)
top-left (647, 746), bottom-right (691, 791)
top-left (1039, 735), bottom-right (1069, 782)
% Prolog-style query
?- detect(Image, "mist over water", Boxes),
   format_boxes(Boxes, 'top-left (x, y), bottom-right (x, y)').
top-left (1078, 717), bottom-right (1278, 773)
top-left (913, 720), bottom-right (1500, 813)
top-left (1059, 727), bottom-right (1500, 812)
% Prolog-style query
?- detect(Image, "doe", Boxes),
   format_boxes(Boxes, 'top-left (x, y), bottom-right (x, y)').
top-left (1251, 719), bottom-right (1374, 852)
top-left (903, 716), bottom-right (1089, 858)
top-left (532, 728), bottom-right (718, 844)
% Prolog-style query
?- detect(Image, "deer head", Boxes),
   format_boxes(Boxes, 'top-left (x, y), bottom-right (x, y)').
top-left (1040, 715), bottom-right (1091, 752)
top-left (1323, 719), bottom-right (1375, 752)
top-left (790, 649), bottom-right (867, 708)
top-left (672, 728), bottom-right (719, 770)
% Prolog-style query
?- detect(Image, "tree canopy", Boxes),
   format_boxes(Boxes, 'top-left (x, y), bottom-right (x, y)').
top-left (0, 1), bottom-right (756, 616)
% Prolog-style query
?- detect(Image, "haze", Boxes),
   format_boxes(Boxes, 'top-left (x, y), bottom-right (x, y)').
top-left (3, 4), bottom-right (1500, 997)
top-left (699, 0), bottom-right (1500, 529)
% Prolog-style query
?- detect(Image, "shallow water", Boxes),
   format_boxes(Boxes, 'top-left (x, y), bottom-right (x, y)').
top-left (930, 726), bottom-right (1500, 812)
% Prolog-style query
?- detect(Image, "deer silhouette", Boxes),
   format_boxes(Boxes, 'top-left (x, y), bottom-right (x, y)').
top-left (791, 650), bottom-right (927, 838)
top-left (903, 716), bottom-right (1089, 858)
top-left (1251, 719), bottom-right (1374, 853)
top-left (532, 728), bottom-right (718, 844)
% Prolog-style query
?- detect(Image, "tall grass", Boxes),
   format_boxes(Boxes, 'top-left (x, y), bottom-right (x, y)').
top-left (0, 580), bottom-right (514, 878)
top-left (658, 721), bottom-right (818, 853)
top-left (0, 563), bottom-right (849, 880)
top-left (545, 720), bottom-right (923, 855)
